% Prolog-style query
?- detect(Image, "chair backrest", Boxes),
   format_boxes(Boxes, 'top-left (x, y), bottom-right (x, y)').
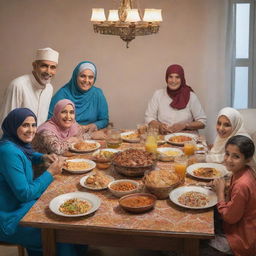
top-left (238, 108), bottom-right (256, 142)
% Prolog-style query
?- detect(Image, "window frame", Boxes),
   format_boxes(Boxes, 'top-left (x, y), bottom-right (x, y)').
top-left (230, 0), bottom-right (256, 108)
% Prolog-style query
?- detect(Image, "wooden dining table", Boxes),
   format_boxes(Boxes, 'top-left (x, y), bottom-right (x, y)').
top-left (21, 139), bottom-right (214, 256)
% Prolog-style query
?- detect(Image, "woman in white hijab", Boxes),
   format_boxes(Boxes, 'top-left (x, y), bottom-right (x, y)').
top-left (206, 107), bottom-right (251, 163)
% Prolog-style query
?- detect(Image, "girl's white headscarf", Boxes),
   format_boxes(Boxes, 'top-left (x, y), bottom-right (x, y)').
top-left (206, 107), bottom-right (250, 163)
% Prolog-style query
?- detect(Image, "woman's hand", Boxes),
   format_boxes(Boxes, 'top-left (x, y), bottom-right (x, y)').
top-left (47, 158), bottom-right (64, 176)
top-left (212, 178), bottom-right (226, 202)
top-left (159, 123), bottom-right (169, 135)
top-left (167, 122), bottom-right (186, 133)
top-left (42, 153), bottom-right (59, 167)
top-left (82, 123), bottom-right (97, 133)
top-left (91, 130), bottom-right (107, 140)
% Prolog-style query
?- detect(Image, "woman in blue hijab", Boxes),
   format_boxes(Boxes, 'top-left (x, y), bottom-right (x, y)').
top-left (48, 61), bottom-right (109, 132)
top-left (0, 108), bottom-right (87, 256)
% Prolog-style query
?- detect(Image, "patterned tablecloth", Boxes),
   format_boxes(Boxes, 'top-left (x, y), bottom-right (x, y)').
top-left (22, 140), bottom-right (214, 236)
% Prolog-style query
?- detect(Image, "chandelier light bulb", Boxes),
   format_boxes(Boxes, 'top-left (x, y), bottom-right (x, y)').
top-left (91, 8), bottom-right (106, 22)
top-left (108, 10), bottom-right (119, 22)
top-left (143, 9), bottom-right (163, 22)
top-left (125, 9), bottom-right (141, 22)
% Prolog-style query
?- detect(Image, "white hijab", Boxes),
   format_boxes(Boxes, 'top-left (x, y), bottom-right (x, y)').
top-left (206, 107), bottom-right (250, 163)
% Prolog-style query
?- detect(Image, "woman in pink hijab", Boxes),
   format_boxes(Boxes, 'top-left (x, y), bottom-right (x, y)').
top-left (32, 99), bottom-right (87, 154)
top-left (145, 64), bottom-right (207, 134)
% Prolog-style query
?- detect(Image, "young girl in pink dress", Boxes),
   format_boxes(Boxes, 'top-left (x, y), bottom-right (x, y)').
top-left (211, 135), bottom-right (256, 256)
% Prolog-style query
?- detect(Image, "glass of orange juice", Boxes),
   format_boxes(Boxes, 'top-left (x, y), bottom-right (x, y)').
top-left (183, 141), bottom-right (196, 156)
top-left (145, 128), bottom-right (158, 154)
top-left (145, 133), bottom-right (157, 153)
top-left (174, 155), bottom-right (188, 183)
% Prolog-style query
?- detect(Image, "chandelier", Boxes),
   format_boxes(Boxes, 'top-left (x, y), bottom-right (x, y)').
top-left (91, 0), bottom-right (163, 48)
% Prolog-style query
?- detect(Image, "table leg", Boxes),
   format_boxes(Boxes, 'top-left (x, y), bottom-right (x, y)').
top-left (42, 229), bottom-right (56, 256)
top-left (184, 238), bottom-right (199, 256)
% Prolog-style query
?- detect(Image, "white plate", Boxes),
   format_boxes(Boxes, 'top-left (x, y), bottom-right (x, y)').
top-left (165, 133), bottom-right (198, 146)
top-left (80, 173), bottom-right (115, 190)
top-left (121, 131), bottom-right (140, 143)
top-left (70, 140), bottom-right (101, 153)
top-left (169, 186), bottom-right (217, 209)
top-left (63, 159), bottom-right (96, 174)
top-left (49, 192), bottom-right (101, 217)
top-left (187, 162), bottom-right (228, 180)
top-left (157, 147), bottom-right (183, 161)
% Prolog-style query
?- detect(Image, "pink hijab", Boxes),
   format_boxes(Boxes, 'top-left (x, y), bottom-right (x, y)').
top-left (37, 99), bottom-right (80, 140)
top-left (166, 64), bottom-right (193, 110)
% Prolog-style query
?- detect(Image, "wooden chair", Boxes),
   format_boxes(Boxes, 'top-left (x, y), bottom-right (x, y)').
top-left (0, 241), bottom-right (25, 256)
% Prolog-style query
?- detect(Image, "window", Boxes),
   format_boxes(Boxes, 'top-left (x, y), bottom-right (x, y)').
top-left (230, 0), bottom-right (255, 108)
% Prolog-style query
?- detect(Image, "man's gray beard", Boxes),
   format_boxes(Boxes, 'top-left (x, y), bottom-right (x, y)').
top-left (39, 77), bottom-right (52, 85)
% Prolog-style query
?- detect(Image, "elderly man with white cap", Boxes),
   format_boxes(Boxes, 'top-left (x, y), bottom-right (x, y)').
top-left (0, 47), bottom-right (59, 127)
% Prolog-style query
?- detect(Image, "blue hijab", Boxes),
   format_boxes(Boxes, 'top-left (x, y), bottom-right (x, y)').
top-left (49, 61), bottom-right (109, 128)
top-left (1, 108), bottom-right (37, 161)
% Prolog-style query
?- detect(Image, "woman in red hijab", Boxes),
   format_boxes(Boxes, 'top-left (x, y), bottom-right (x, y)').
top-left (145, 64), bottom-right (206, 134)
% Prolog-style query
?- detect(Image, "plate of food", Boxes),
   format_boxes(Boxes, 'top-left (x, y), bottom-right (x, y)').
top-left (63, 159), bottom-right (96, 174)
top-left (157, 147), bottom-right (183, 161)
top-left (80, 171), bottom-right (114, 190)
top-left (49, 192), bottom-right (101, 217)
top-left (92, 148), bottom-right (119, 162)
top-left (186, 163), bottom-right (228, 180)
top-left (70, 140), bottom-right (100, 153)
top-left (165, 133), bottom-right (198, 146)
top-left (121, 131), bottom-right (140, 143)
top-left (169, 186), bottom-right (217, 209)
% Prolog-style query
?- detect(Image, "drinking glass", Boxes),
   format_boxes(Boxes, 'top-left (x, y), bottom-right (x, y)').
top-left (137, 123), bottom-right (148, 135)
top-left (106, 128), bottom-right (122, 149)
top-left (145, 130), bottom-right (157, 154)
top-left (194, 152), bottom-right (206, 163)
top-left (183, 140), bottom-right (196, 156)
top-left (137, 123), bottom-right (148, 143)
top-left (174, 155), bottom-right (188, 183)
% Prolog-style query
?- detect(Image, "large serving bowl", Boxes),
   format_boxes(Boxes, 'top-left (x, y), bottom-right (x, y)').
top-left (112, 149), bottom-right (156, 177)
top-left (112, 162), bottom-right (156, 177)
top-left (143, 169), bottom-right (180, 199)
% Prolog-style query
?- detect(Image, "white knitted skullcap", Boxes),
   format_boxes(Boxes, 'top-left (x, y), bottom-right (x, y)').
top-left (35, 47), bottom-right (59, 63)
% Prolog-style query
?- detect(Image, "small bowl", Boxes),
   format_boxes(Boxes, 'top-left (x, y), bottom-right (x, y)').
top-left (119, 193), bottom-right (156, 213)
top-left (92, 149), bottom-right (119, 169)
top-left (157, 147), bottom-right (183, 162)
top-left (96, 162), bottom-right (111, 169)
top-left (108, 179), bottom-right (139, 198)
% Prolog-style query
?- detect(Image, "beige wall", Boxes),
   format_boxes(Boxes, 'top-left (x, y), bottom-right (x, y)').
top-left (0, 0), bottom-right (230, 143)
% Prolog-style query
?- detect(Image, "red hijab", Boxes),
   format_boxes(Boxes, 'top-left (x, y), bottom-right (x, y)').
top-left (166, 64), bottom-right (193, 110)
